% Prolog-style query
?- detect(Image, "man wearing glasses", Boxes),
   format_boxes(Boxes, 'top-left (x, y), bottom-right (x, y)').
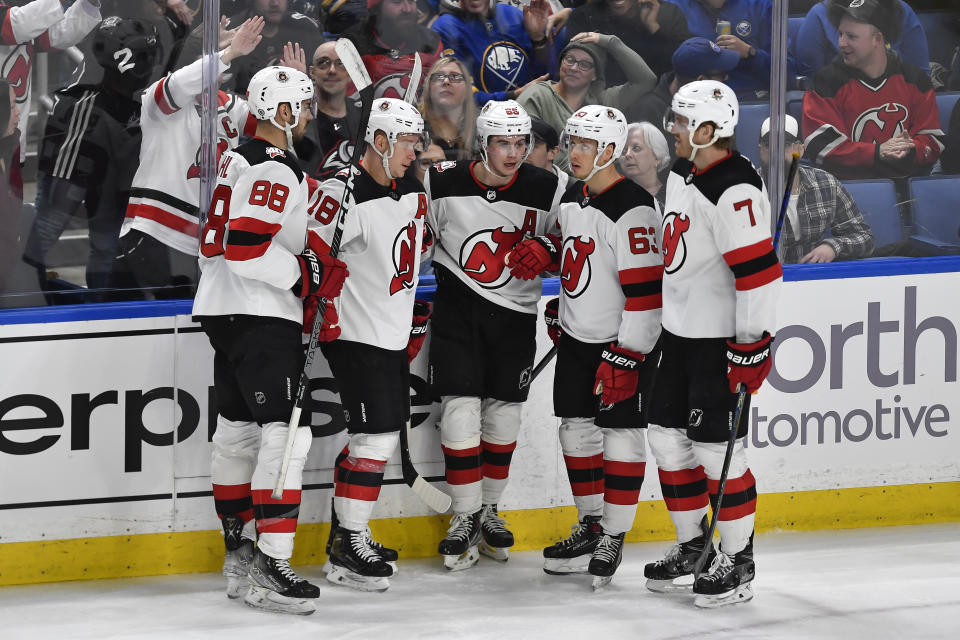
top-left (294, 41), bottom-right (362, 181)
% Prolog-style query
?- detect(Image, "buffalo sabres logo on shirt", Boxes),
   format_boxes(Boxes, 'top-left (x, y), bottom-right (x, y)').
top-left (736, 20), bottom-right (752, 38)
top-left (390, 220), bottom-right (419, 295)
top-left (480, 41), bottom-right (530, 93)
top-left (662, 212), bottom-right (691, 274)
top-left (459, 226), bottom-right (523, 289)
top-left (852, 103), bottom-right (908, 143)
top-left (560, 235), bottom-right (596, 298)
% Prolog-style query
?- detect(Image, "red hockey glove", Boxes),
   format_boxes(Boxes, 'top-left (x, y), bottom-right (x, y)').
top-left (293, 250), bottom-right (348, 299)
top-left (302, 297), bottom-right (341, 341)
top-left (544, 298), bottom-right (562, 346)
top-left (594, 343), bottom-right (644, 405)
top-left (725, 332), bottom-right (774, 394)
top-left (421, 222), bottom-right (434, 255)
top-left (507, 235), bottom-right (560, 280)
top-left (408, 300), bottom-right (431, 363)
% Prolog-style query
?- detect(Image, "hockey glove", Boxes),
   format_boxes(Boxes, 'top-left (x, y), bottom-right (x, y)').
top-left (292, 249), bottom-right (348, 300)
top-left (507, 235), bottom-right (560, 280)
top-left (544, 298), bottom-right (563, 346)
top-left (408, 300), bottom-right (431, 363)
top-left (725, 332), bottom-right (774, 394)
top-left (421, 222), bottom-right (434, 255)
top-left (302, 297), bottom-right (341, 341)
top-left (594, 343), bottom-right (644, 405)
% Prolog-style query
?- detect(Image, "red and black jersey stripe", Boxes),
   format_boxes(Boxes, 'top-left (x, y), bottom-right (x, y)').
top-left (252, 489), bottom-right (301, 534)
top-left (658, 466), bottom-right (709, 512)
top-left (723, 239), bottom-right (782, 291)
top-left (563, 454), bottom-right (604, 497)
top-left (603, 460), bottom-right (645, 506)
top-left (481, 440), bottom-right (516, 481)
top-left (212, 482), bottom-right (254, 523)
top-left (153, 77), bottom-right (180, 115)
top-left (225, 217), bottom-right (282, 261)
top-left (335, 456), bottom-right (386, 502)
top-left (442, 444), bottom-right (482, 486)
top-left (619, 265), bottom-right (664, 311)
top-left (708, 469), bottom-right (757, 521)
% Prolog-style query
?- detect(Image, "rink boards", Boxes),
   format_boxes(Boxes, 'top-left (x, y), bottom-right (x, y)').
top-left (1, 264), bottom-right (959, 585)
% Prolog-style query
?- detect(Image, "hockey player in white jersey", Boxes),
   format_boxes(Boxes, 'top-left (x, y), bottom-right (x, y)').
top-left (424, 100), bottom-right (564, 570)
top-left (643, 80), bottom-right (781, 608)
top-left (119, 16), bottom-right (263, 298)
top-left (312, 98), bottom-right (431, 593)
top-left (193, 65), bottom-right (348, 615)
top-left (508, 106), bottom-right (663, 588)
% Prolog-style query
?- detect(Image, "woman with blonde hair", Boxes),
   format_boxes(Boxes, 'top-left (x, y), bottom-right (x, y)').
top-left (419, 56), bottom-right (477, 162)
top-left (619, 121), bottom-right (671, 207)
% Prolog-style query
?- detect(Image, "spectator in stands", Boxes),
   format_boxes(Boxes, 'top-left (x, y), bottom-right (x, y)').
top-left (344, 0), bottom-right (445, 99)
top-left (431, 0), bottom-right (554, 106)
top-left (295, 41), bottom-right (363, 180)
top-left (629, 36), bottom-right (739, 154)
top-left (418, 56), bottom-right (477, 162)
top-left (0, 78), bottom-right (21, 293)
top-left (566, 0), bottom-right (692, 81)
top-left (795, 0), bottom-right (929, 78)
top-left (525, 117), bottom-right (568, 189)
top-left (670, 0), bottom-right (782, 96)
top-left (941, 99), bottom-right (960, 174)
top-left (619, 121), bottom-right (670, 206)
top-left (517, 31), bottom-right (656, 172)
top-left (761, 115), bottom-right (873, 263)
top-left (802, 0), bottom-right (944, 179)
top-left (412, 142), bottom-right (446, 183)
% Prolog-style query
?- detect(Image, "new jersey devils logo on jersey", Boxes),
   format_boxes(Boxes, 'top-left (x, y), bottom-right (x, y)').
top-left (662, 212), bottom-right (691, 274)
top-left (390, 221), bottom-right (419, 295)
top-left (460, 226), bottom-right (523, 289)
top-left (373, 72), bottom-right (415, 100)
top-left (560, 236), bottom-right (595, 298)
top-left (852, 103), bottom-right (908, 143)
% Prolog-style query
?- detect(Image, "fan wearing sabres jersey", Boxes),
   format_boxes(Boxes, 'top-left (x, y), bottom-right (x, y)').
top-left (313, 98), bottom-right (431, 593)
top-left (509, 106), bottom-right (663, 588)
top-left (424, 100), bottom-right (564, 571)
top-left (643, 80), bottom-right (781, 608)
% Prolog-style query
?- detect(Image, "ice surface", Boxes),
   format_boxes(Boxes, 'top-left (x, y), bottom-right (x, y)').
top-left (2, 523), bottom-right (958, 639)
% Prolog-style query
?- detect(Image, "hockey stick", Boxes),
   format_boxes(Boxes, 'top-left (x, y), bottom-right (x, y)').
top-left (531, 343), bottom-right (558, 383)
top-left (404, 53), bottom-right (421, 105)
top-left (273, 39), bottom-right (375, 499)
top-left (691, 151), bottom-right (800, 578)
top-left (399, 416), bottom-right (452, 513)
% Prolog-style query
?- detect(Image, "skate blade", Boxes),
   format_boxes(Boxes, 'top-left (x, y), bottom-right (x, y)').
top-left (243, 585), bottom-right (316, 615)
top-left (591, 575), bottom-right (613, 590)
top-left (694, 582), bottom-right (754, 608)
top-left (645, 575), bottom-right (694, 593)
top-left (443, 546), bottom-right (479, 571)
top-left (225, 574), bottom-right (250, 599)
top-left (478, 541), bottom-right (509, 562)
top-left (542, 555), bottom-right (590, 575)
top-left (324, 565), bottom-right (390, 592)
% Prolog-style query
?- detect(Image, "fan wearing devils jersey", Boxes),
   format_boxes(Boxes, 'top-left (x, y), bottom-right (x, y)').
top-left (510, 105), bottom-right (662, 587)
top-left (644, 80), bottom-right (781, 609)
top-left (313, 98), bottom-right (429, 593)
top-left (118, 16), bottom-right (263, 299)
top-left (425, 100), bottom-right (563, 571)
top-left (193, 65), bottom-right (345, 615)
top-left (0, 0), bottom-right (101, 166)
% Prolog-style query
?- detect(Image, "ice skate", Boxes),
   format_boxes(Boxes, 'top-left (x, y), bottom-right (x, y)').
top-left (542, 515), bottom-right (602, 575)
top-left (325, 526), bottom-right (393, 592)
top-left (326, 499), bottom-right (398, 574)
top-left (245, 548), bottom-right (319, 615)
top-left (220, 515), bottom-right (254, 599)
top-left (478, 504), bottom-right (513, 562)
top-left (693, 544), bottom-right (755, 608)
top-left (438, 510), bottom-right (482, 571)
top-left (643, 533), bottom-right (711, 593)
top-left (589, 532), bottom-right (625, 590)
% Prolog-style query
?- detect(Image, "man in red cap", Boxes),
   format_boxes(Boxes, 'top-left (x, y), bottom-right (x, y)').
top-left (342, 0), bottom-right (445, 100)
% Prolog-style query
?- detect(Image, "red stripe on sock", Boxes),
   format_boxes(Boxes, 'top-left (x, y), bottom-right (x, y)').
top-left (662, 494), bottom-right (710, 512)
top-left (563, 453), bottom-right (604, 469)
top-left (603, 460), bottom-right (646, 476)
top-left (604, 487), bottom-right (642, 506)
top-left (717, 497), bottom-right (757, 521)
top-left (334, 482), bottom-right (382, 502)
top-left (212, 483), bottom-right (251, 501)
top-left (658, 466), bottom-right (706, 485)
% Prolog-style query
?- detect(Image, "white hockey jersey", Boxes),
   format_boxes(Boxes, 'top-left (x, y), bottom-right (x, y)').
top-left (0, 0), bottom-right (100, 161)
top-left (661, 152), bottom-right (782, 342)
top-left (121, 53), bottom-right (256, 256)
top-left (558, 177), bottom-right (663, 354)
top-left (425, 161), bottom-right (564, 314)
top-left (192, 138), bottom-right (309, 325)
top-left (312, 165), bottom-right (427, 351)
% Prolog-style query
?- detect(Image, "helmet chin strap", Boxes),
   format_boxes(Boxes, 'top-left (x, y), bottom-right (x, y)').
top-left (582, 143), bottom-right (616, 183)
top-left (480, 138), bottom-right (530, 181)
top-left (378, 142), bottom-right (396, 180)
top-left (686, 126), bottom-right (720, 163)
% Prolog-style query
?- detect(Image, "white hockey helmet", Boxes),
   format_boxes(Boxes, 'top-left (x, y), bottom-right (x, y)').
top-left (667, 79), bottom-right (739, 161)
top-left (246, 66), bottom-right (314, 147)
top-left (476, 99), bottom-right (532, 176)
top-left (562, 105), bottom-right (628, 182)
top-left (365, 98), bottom-right (426, 180)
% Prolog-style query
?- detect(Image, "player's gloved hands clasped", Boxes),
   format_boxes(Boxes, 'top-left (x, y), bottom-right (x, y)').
top-left (293, 249), bottom-right (348, 299)
top-left (594, 343), bottom-right (644, 405)
top-left (408, 300), bottom-right (431, 363)
top-left (302, 297), bottom-right (340, 341)
top-left (507, 235), bottom-right (560, 280)
top-left (544, 298), bottom-right (562, 346)
top-left (725, 332), bottom-right (774, 394)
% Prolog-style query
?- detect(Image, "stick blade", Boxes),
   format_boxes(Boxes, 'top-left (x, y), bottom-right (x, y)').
top-left (334, 38), bottom-right (372, 90)
top-left (404, 53), bottom-right (421, 104)
top-left (412, 476), bottom-right (452, 513)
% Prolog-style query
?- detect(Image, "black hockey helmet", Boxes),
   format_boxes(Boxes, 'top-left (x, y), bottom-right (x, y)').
top-left (92, 16), bottom-right (161, 80)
